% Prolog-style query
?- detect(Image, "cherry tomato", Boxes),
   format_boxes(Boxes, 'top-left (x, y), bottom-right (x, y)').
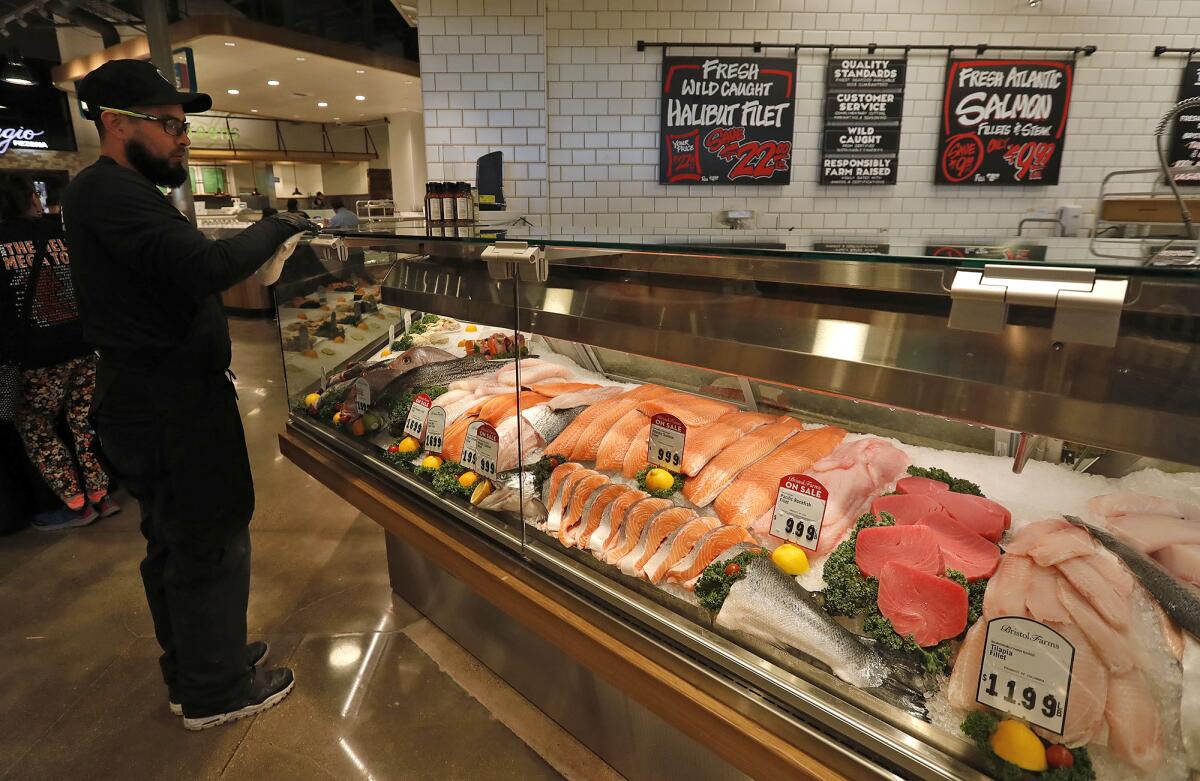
top-left (723, 562), bottom-right (741, 577)
top-left (1045, 745), bottom-right (1073, 769)
top-left (387, 445), bottom-right (399, 453)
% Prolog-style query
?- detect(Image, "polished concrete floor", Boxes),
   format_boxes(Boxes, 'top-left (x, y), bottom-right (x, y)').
top-left (0, 318), bottom-right (623, 781)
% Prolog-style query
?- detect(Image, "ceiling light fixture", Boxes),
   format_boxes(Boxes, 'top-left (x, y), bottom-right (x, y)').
top-left (250, 108), bottom-right (258, 113)
top-left (267, 79), bottom-right (280, 86)
top-left (295, 56), bottom-right (306, 61)
top-left (227, 88), bottom-right (240, 95)
top-left (317, 101), bottom-right (328, 107)
top-left (355, 69), bottom-right (365, 74)
top-left (354, 95), bottom-right (365, 101)
top-left (224, 41), bottom-right (236, 46)
top-left (2, 53), bottom-right (35, 86)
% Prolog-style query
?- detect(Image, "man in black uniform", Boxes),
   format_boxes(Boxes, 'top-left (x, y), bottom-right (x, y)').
top-left (64, 60), bottom-right (316, 730)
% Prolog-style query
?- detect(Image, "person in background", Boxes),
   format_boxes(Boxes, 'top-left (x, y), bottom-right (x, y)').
top-left (285, 198), bottom-right (309, 218)
top-left (44, 187), bottom-right (62, 229)
top-left (64, 59), bottom-right (316, 731)
top-left (326, 197), bottom-right (359, 229)
top-left (0, 173), bottom-right (118, 529)
top-left (310, 191), bottom-right (326, 209)
top-left (260, 206), bottom-right (278, 220)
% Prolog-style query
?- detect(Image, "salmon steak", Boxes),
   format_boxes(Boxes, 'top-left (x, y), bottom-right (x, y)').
top-left (619, 507), bottom-right (698, 577)
top-left (642, 516), bottom-right (722, 583)
top-left (604, 498), bottom-right (673, 563)
top-left (663, 525), bottom-right (755, 588)
top-left (588, 488), bottom-right (649, 554)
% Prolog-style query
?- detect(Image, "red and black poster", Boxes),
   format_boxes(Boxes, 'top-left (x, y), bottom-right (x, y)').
top-left (1168, 60), bottom-right (1200, 186)
top-left (821, 56), bottom-right (906, 185)
top-left (659, 56), bottom-right (796, 185)
top-left (937, 59), bottom-right (1073, 185)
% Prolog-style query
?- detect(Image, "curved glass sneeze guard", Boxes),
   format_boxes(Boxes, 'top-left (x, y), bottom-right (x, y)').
top-left (329, 224), bottom-right (1200, 279)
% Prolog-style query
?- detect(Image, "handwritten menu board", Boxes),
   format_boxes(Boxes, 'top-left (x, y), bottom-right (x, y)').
top-left (1168, 60), bottom-right (1200, 186)
top-left (937, 59), bottom-right (1073, 185)
top-left (660, 56), bottom-right (797, 185)
top-left (821, 56), bottom-right (906, 185)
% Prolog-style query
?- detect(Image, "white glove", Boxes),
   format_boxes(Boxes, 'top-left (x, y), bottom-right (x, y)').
top-left (255, 232), bottom-right (303, 286)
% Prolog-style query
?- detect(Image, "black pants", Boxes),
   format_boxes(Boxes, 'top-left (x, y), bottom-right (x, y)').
top-left (93, 365), bottom-right (256, 711)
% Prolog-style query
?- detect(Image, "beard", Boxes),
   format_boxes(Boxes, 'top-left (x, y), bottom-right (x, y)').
top-left (125, 138), bottom-right (188, 188)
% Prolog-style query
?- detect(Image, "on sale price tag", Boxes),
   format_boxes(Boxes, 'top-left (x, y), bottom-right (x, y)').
top-left (647, 413), bottom-right (686, 471)
top-left (474, 423), bottom-right (500, 481)
top-left (769, 474), bottom-right (828, 551)
top-left (388, 323), bottom-right (396, 345)
top-left (424, 406), bottom-right (446, 454)
top-left (976, 617), bottom-right (1074, 735)
top-left (354, 377), bottom-right (371, 415)
top-left (402, 393), bottom-right (433, 440)
top-left (460, 421), bottom-right (486, 471)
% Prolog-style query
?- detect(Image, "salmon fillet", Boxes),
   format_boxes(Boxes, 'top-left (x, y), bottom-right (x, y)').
top-left (528, 382), bottom-right (599, 398)
top-left (682, 418), bottom-right (803, 507)
top-left (441, 416), bottom-right (477, 462)
top-left (594, 409), bottom-right (649, 471)
top-left (571, 386), bottom-right (672, 462)
top-left (545, 384), bottom-right (664, 457)
top-left (643, 516), bottom-right (722, 583)
top-left (635, 392), bottom-right (738, 428)
top-left (947, 620), bottom-right (988, 711)
top-left (678, 412), bottom-right (776, 477)
top-left (621, 422), bottom-right (653, 477)
top-left (619, 507), bottom-right (698, 576)
top-left (571, 484), bottom-right (627, 549)
top-left (559, 474), bottom-right (611, 544)
top-left (604, 498), bottom-right (672, 563)
top-left (663, 525), bottom-right (755, 588)
top-left (713, 426), bottom-right (846, 526)
top-left (588, 488), bottom-right (648, 553)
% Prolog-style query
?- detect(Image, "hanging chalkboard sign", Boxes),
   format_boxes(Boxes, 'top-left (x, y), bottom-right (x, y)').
top-left (821, 56), bottom-right (907, 185)
top-left (659, 55), bottom-right (797, 185)
top-left (936, 59), bottom-right (1073, 185)
top-left (1168, 60), bottom-right (1200, 186)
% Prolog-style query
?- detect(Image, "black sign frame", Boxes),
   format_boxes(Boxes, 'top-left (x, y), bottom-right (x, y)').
top-left (659, 55), bottom-right (797, 185)
top-left (0, 58), bottom-right (77, 155)
top-left (820, 54), bottom-right (907, 186)
top-left (1168, 56), bottom-right (1200, 186)
top-left (936, 57), bottom-right (1074, 186)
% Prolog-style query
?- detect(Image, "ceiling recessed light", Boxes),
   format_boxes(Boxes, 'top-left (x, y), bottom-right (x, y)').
top-left (295, 56), bottom-right (306, 61)
top-left (267, 79), bottom-right (280, 86)
top-left (227, 89), bottom-right (240, 95)
top-left (317, 101), bottom-right (328, 107)
top-left (224, 41), bottom-right (236, 46)
top-left (354, 95), bottom-right (365, 101)
top-left (355, 69), bottom-right (365, 74)
top-left (250, 108), bottom-right (258, 113)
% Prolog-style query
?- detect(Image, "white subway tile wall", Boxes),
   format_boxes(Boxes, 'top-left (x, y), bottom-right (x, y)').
top-left (421, 0), bottom-right (1200, 235)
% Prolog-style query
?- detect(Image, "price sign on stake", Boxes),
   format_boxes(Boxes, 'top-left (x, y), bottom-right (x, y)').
top-left (388, 323), bottom-right (396, 345)
top-left (424, 406), bottom-right (446, 454)
top-left (647, 413), bottom-right (686, 470)
top-left (403, 393), bottom-right (433, 440)
top-left (769, 474), bottom-right (829, 551)
top-left (354, 377), bottom-right (371, 415)
top-left (474, 424), bottom-right (500, 481)
top-left (976, 617), bottom-right (1074, 735)
top-left (460, 421), bottom-right (486, 471)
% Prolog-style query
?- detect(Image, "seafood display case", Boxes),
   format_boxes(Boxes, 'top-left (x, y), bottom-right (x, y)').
top-left (276, 227), bottom-right (1200, 781)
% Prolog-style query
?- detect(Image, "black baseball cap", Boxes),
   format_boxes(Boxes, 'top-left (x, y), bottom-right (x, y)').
top-left (78, 58), bottom-right (211, 120)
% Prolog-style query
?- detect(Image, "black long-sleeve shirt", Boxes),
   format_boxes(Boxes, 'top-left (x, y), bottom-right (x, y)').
top-left (63, 156), bottom-right (294, 373)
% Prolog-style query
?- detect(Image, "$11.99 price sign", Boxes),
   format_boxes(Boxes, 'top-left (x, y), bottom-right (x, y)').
top-left (647, 413), bottom-right (686, 471)
top-left (423, 406), bottom-right (446, 454)
top-left (402, 393), bottom-right (433, 439)
top-left (976, 617), bottom-right (1074, 735)
top-left (473, 423), bottom-right (500, 481)
top-left (769, 474), bottom-right (828, 551)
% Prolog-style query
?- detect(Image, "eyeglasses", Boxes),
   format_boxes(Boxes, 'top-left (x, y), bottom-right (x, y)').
top-left (98, 106), bottom-right (190, 137)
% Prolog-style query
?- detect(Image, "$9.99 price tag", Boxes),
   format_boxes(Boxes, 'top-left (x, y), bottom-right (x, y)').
top-left (647, 413), bottom-right (686, 470)
top-left (769, 474), bottom-right (828, 551)
top-left (424, 406), bottom-right (446, 454)
top-left (473, 424), bottom-right (500, 481)
top-left (976, 617), bottom-right (1074, 735)
top-left (403, 393), bottom-right (433, 439)
top-left (460, 421), bottom-right (485, 471)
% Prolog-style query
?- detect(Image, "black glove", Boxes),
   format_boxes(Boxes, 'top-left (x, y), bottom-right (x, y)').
top-left (271, 212), bottom-right (320, 234)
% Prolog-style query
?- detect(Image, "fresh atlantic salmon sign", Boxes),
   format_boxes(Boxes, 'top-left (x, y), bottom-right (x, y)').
top-left (659, 56), bottom-right (797, 184)
top-left (937, 59), bottom-right (1073, 185)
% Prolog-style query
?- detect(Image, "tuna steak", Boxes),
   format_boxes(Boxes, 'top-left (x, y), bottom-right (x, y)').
top-left (877, 561), bottom-right (968, 647)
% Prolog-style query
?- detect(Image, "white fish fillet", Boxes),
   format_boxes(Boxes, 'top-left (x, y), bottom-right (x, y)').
top-left (1089, 491), bottom-right (1200, 521)
top-left (548, 385), bottom-right (626, 410)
